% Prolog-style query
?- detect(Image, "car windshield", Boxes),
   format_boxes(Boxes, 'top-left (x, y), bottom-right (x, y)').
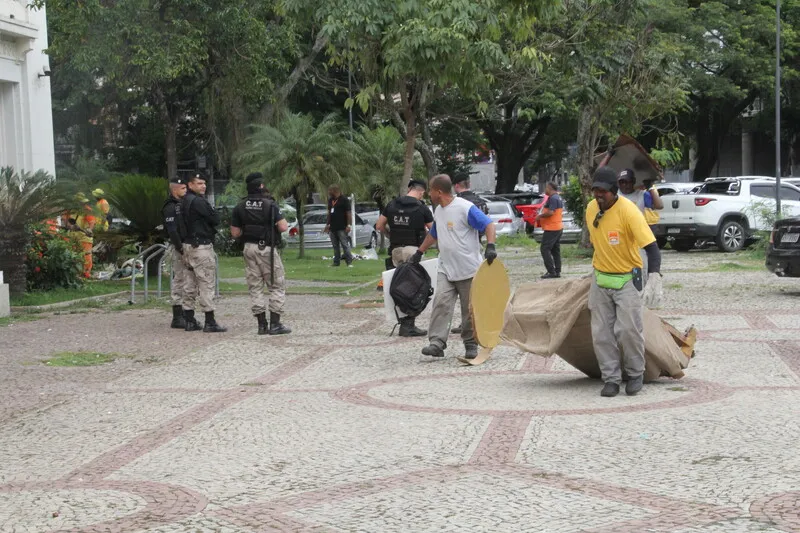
top-left (304, 213), bottom-right (328, 225)
top-left (488, 202), bottom-right (510, 215)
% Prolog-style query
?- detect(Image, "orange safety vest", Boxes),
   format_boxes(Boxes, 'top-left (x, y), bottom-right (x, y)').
top-left (540, 194), bottom-right (564, 232)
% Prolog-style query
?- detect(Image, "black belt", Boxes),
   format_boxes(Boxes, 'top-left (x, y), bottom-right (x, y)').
top-left (189, 238), bottom-right (212, 246)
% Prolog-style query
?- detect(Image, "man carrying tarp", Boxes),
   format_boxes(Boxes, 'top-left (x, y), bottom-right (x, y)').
top-left (586, 167), bottom-right (663, 397)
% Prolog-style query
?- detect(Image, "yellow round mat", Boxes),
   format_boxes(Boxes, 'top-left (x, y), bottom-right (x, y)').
top-left (469, 259), bottom-right (511, 349)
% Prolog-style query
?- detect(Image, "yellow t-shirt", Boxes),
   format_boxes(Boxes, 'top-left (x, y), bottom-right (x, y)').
top-left (585, 196), bottom-right (656, 273)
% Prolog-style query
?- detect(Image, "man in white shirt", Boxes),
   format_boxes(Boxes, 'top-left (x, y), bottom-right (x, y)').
top-left (410, 175), bottom-right (497, 360)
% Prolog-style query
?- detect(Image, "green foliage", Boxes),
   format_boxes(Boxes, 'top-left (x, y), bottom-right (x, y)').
top-left (352, 125), bottom-right (406, 206)
top-left (562, 176), bottom-right (588, 228)
top-left (103, 174), bottom-right (168, 246)
top-left (25, 224), bottom-right (85, 291)
top-left (214, 207), bottom-right (243, 258)
top-left (0, 167), bottom-right (63, 229)
top-left (235, 112), bottom-right (356, 257)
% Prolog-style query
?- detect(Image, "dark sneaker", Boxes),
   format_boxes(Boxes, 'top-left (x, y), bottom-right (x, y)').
top-left (541, 272), bottom-right (558, 279)
top-left (601, 382), bottom-right (620, 397)
top-left (626, 375), bottom-right (644, 396)
top-left (464, 344), bottom-right (479, 359)
top-left (451, 326), bottom-right (462, 334)
top-left (399, 325), bottom-right (427, 337)
top-left (421, 345), bottom-right (445, 358)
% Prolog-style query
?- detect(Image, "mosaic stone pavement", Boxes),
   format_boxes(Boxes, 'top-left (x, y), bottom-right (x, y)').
top-left (2, 262), bottom-right (800, 532)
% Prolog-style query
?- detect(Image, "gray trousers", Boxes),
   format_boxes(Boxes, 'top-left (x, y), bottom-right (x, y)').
top-left (330, 230), bottom-right (353, 265)
top-left (428, 273), bottom-right (476, 350)
top-left (540, 230), bottom-right (563, 275)
top-left (588, 275), bottom-right (645, 384)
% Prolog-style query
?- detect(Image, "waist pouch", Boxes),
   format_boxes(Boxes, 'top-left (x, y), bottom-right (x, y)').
top-left (594, 270), bottom-right (633, 290)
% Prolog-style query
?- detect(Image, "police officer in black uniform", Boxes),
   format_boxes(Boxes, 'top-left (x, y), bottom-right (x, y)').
top-left (230, 173), bottom-right (291, 335)
top-left (181, 172), bottom-right (226, 333)
top-left (376, 179), bottom-right (433, 337)
top-left (162, 175), bottom-right (188, 329)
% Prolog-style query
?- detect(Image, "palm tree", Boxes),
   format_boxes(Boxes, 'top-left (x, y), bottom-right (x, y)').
top-left (352, 125), bottom-right (406, 253)
top-left (235, 113), bottom-right (356, 258)
top-left (0, 167), bottom-right (64, 296)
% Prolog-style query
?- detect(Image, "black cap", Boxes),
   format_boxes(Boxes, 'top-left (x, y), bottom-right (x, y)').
top-left (592, 167), bottom-right (618, 191)
top-left (408, 179), bottom-right (427, 190)
top-left (245, 172), bottom-right (263, 184)
top-left (618, 168), bottom-right (636, 183)
top-left (451, 172), bottom-right (470, 185)
top-left (169, 175), bottom-right (185, 184)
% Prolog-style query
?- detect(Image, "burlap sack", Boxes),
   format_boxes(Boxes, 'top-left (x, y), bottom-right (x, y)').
top-left (501, 276), bottom-right (689, 381)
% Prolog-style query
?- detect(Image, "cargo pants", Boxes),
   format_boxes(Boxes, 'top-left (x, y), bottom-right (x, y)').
top-left (427, 273), bottom-right (477, 351)
top-left (169, 245), bottom-right (187, 307)
top-left (182, 244), bottom-right (217, 312)
top-left (588, 275), bottom-right (645, 385)
top-left (243, 242), bottom-right (286, 315)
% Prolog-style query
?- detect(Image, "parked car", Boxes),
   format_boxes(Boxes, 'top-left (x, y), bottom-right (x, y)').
top-left (482, 193), bottom-right (548, 233)
top-left (766, 217), bottom-right (800, 277)
top-left (655, 182), bottom-right (702, 196)
top-left (487, 201), bottom-right (524, 236)
top-left (533, 214), bottom-right (582, 243)
top-left (285, 210), bottom-right (378, 249)
top-left (653, 177), bottom-right (800, 252)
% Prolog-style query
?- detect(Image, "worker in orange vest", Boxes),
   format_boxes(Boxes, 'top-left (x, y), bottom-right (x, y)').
top-left (71, 193), bottom-right (97, 278)
top-left (93, 188), bottom-right (110, 232)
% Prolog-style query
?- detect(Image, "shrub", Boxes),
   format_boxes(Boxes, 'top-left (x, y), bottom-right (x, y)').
top-left (214, 207), bottom-right (243, 257)
top-left (26, 224), bottom-right (85, 291)
top-left (563, 175), bottom-right (589, 227)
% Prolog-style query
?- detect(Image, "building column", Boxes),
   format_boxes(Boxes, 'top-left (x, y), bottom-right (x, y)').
top-left (741, 129), bottom-right (754, 176)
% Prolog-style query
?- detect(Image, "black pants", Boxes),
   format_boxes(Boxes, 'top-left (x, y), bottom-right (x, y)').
top-left (541, 230), bottom-right (562, 275)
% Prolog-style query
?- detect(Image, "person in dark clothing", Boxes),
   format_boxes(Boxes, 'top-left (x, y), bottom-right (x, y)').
top-left (162, 175), bottom-right (188, 329)
top-left (452, 172), bottom-right (489, 215)
top-left (181, 173), bottom-right (226, 333)
top-left (376, 179), bottom-right (434, 337)
top-left (324, 184), bottom-right (353, 267)
top-left (231, 173), bottom-right (291, 335)
top-left (536, 181), bottom-right (565, 279)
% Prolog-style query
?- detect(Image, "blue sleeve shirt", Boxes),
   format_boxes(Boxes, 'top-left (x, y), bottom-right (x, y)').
top-left (644, 191), bottom-right (653, 209)
top-left (430, 221), bottom-right (438, 239)
top-left (467, 205), bottom-right (492, 232)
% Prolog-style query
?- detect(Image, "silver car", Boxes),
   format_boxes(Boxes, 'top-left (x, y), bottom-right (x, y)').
top-left (487, 201), bottom-right (525, 236)
top-left (533, 214), bottom-right (582, 243)
top-left (285, 210), bottom-right (378, 249)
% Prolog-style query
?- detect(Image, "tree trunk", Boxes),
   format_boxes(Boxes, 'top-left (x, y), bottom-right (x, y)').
top-left (577, 107), bottom-right (601, 247)
top-left (0, 226), bottom-right (28, 296)
top-left (692, 95), bottom-right (758, 180)
top-left (494, 151), bottom-right (525, 194)
top-left (400, 109), bottom-right (417, 195)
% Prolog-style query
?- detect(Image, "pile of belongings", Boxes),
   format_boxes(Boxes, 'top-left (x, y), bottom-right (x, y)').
top-left (501, 276), bottom-right (695, 381)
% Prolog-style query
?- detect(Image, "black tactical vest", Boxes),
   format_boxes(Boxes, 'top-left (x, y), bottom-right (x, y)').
top-left (385, 197), bottom-right (427, 248)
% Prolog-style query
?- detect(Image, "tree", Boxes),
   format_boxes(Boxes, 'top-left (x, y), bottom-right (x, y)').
top-left (0, 168), bottom-right (64, 296)
top-left (314, 0), bottom-right (548, 194)
top-left (234, 113), bottom-right (355, 258)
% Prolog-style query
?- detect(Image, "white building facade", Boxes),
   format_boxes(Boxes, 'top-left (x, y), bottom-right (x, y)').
top-left (0, 0), bottom-right (55, 176)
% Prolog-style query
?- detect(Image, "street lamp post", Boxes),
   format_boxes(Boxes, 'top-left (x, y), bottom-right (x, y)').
top-left (776, 0), bottom-right (782, 217)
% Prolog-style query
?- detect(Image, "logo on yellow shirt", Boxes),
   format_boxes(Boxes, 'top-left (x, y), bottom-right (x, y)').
top-left (608, 231), bottom-right (620, 245)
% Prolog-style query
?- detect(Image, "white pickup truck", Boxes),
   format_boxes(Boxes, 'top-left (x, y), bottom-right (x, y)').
top-left (652, 177), bottom-right (800, 252)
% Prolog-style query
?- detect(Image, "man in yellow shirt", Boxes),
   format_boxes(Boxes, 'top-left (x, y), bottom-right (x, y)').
top-left (585, 167), bottom-right (662, 397)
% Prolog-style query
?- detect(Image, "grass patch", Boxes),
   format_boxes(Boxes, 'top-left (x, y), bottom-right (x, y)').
top-left (0, 313), bottom-right (42, 327)
top-left (665, 283), bottom-right (684, 290)
top-left (218, 250), bottom-right (387, 284)
top-left (707, 261), bottom-right (762, 272)
top-left (560, 244), bottom-right (594, 260)
top-left (11, 280), bottom-right (138, 307)
top-left (43, 351), bottom-right (122, 367)
top-left (496, 234), bottom-right (539, 251)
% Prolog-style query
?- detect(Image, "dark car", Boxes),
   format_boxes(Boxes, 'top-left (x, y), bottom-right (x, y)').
top-left (766, 217), bottom-right (800, 277)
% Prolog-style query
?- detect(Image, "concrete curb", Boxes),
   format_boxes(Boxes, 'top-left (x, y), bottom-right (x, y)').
top-left (10, 291), bottom-right (129, 312)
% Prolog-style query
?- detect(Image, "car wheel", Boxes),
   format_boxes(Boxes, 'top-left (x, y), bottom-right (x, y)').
top-left (671, 239), bottom-right (695, 252)
top-left (656, 237), bottom-right (668, 249)
top-left (716, 220), bottom-right (745, 252)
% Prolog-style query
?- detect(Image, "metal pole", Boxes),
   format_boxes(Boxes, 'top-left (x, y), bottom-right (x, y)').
top-left (776, 0), bottom-right (782, 217)
top-left (350, 193), bottom-right (357, 249)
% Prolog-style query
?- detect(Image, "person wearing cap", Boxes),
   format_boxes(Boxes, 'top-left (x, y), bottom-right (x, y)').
top-left (181, 172), bottom-right (227, 333)
top-left (375, 178), bottom-right (434, 337)
top-left (92, 188), bottom-right (110, 232)
top-left (230, 172), bottom-right (291, 335)
top-left (162, 176), bottom-right (188, 329)
top-left (452, 172), bottom-right (489, 215)
top-left (536, 181), bottom-right (564, 279)
top-left (586, 166), bottom-right (662, 398)
top-left (410, 174), bottom-right (497, 360)
top-left (618, 168), bottom-right (664, 279)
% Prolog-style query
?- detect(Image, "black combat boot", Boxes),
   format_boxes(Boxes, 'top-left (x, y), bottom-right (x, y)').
top-left (268, 312), bottom-right (291, 335)
top-left (256, 312), bottom-right (269, 335)
top-left (184, 309), bottom-right (202, 332)
top-left (398, 317), bottom-right (426, 337)
top-left (203, 311), bottom-right (228, 333)
top-left (170, 305), bottom-right (186, 329)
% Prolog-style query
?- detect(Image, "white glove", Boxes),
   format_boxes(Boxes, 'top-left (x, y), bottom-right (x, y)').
top-left (642, 273), bottom-right (663, 309)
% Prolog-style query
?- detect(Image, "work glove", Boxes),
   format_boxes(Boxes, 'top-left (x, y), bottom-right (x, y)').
top-left (642, 272), bottom-right (663, 309)
top-left (409, 250), bottom-right (424, 264)
top-left (484, 243), bottom-right (497, 265)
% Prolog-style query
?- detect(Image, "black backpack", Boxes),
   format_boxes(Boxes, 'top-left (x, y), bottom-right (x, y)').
top-left (390, 262), bottom-right (434, 319)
